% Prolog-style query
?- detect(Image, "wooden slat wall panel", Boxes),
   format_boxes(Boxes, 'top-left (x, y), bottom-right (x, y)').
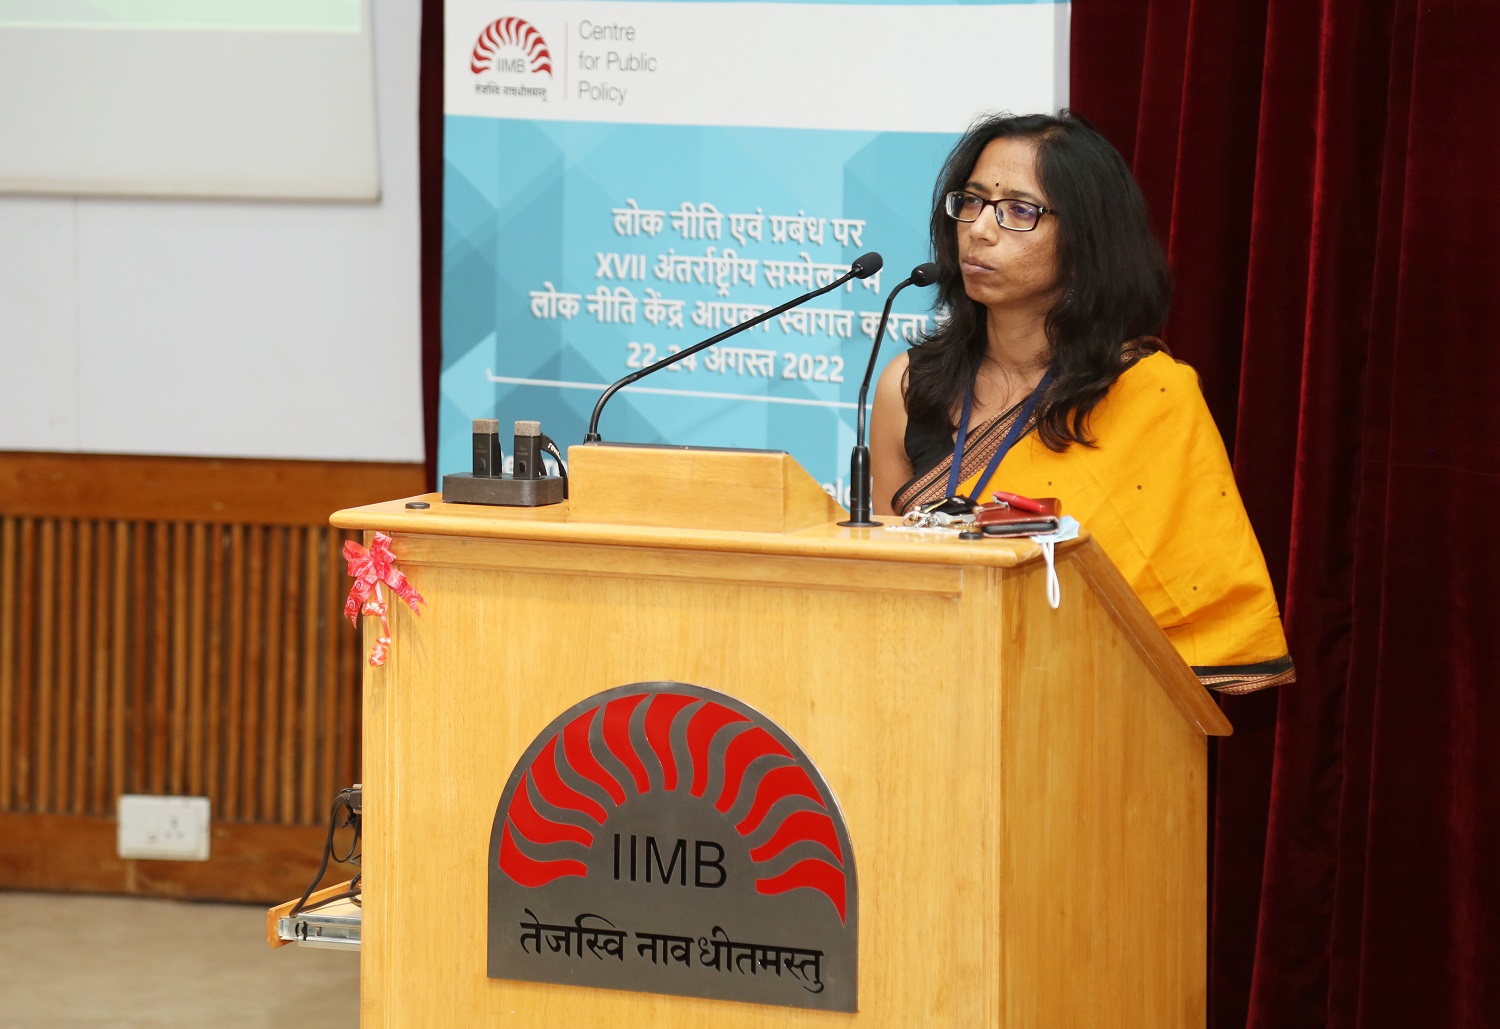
top-left (110, 521), bottom-right (128, 810)
top-left (72, 520), bottom-right (92, 814)
top-left (54, 519), bottom-right (72, 813)
top-left (0, 452), bottom-right (426, 526)
top-left (128, 524), bottom-right (146, 801)
top-left (300, 527), bottom-right (321, 826)
top-left (205, 524), bottom-right (225, 812)
top-left (243, 527), bottom-right (266, 821)
top-left (17, 520), bottom-right (37, 809)
top-left (225, 524), bottom-right (247, 823)
top-left (0, 517), bottom-right (15, 808)
top-left (0, 453), bottom-right (425, 845)
top-left (0, 514), bottom-right (373, 825)
top-left (150, 520), bottom-right (169, 797)
top-left (36, 520), bottom-right (55, 813)
top-left (260, 526), bottom-right (282, 822)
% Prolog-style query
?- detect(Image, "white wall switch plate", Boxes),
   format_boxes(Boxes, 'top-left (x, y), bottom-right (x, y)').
top-left (117, 795), bottom-right (211, 861)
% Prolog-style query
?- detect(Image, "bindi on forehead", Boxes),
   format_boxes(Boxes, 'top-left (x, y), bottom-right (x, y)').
top-left (963, 176), bottom-right (1046, 205)
top-left (969, 139), bottom-right (1045, 202)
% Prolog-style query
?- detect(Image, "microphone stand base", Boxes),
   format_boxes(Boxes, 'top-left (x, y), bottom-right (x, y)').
top-left (837, 518), bottom-right (882, 528)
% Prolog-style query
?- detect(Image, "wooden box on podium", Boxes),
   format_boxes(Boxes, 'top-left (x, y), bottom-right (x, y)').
top-left (331, 444), bottom-right (1230, 1028)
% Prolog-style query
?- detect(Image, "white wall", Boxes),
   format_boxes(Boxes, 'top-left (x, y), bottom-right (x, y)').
top-left (0, 0), bottom-right (424, 464)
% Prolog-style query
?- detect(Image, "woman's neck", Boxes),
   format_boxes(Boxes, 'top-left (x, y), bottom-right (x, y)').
top-left (982, 307), bottom-right (1051, 383)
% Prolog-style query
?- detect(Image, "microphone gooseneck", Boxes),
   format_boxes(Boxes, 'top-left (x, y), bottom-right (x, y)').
top-left (582, 251), bottom-right (884, 443)
top-left (838, 260), bottom-right (939, 528)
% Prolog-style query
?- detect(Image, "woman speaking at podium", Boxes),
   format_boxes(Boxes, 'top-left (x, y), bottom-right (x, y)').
top-left (870, 111), bottom-right (1293, 693)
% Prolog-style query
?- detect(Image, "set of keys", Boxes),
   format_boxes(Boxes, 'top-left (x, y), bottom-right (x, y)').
top-left (897, 491), bottom-right (1057, 533)
top-left (901, 496), bottom-right (976, 529)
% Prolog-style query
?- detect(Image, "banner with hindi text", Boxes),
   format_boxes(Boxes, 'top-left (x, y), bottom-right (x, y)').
top-left (441, 0), bottom-right (1070, 500)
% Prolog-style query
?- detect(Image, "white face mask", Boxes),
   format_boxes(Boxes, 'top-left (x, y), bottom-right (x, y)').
top-left (1030, 515), bottom-right (1080, 609)
top-left (886, 513), bottom-right (1079, 608)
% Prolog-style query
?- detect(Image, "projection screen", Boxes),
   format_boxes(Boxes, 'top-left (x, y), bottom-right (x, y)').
top-left (0, 0), bottom-right (381, 200)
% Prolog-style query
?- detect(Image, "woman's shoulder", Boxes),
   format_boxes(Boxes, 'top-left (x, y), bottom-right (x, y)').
top-left (1116, 347), bottom-right (1203, 395)
top-left (1090, 348), bottom-right (1217, 444)
top-left (877, 348), bottom-right (911, 387)
top-left (874, 349), bottom-right (913, 416)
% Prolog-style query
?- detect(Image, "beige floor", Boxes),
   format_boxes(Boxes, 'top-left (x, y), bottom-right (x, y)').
top-left (0, 891), bottom-right (359, 1028)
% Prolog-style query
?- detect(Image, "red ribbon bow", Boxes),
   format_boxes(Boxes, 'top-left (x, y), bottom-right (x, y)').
top-left (343, 532), bottom-right (425, 666)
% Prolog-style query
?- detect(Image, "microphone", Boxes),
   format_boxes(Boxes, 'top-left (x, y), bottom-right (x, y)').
top-left (583, 252), bottom-right (884, 443)
top-left (838, 261), bottom-right (939, 527)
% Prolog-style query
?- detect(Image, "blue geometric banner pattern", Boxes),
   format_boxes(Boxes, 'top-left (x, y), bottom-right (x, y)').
top-left (442, 1), bottom-right (1070, 500)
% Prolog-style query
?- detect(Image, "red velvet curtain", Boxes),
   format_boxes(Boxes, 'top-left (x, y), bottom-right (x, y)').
top-left (1074, 2), bottom-right (1500, 1026)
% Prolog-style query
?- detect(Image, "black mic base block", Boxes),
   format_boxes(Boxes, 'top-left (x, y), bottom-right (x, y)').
top-left (442, 472), bottom-right (565, 508)
top-left (837, 516), bottom-right (882, 528)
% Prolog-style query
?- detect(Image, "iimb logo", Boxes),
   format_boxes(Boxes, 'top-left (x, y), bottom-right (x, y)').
top-left (487, 682), bottom-right (859, 1011)
top-left (470, 16), bottom-right (552, 98)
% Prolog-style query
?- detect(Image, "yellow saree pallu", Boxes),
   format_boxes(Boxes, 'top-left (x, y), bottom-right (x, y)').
top-left (901, 351), bottom-right (1293, 693)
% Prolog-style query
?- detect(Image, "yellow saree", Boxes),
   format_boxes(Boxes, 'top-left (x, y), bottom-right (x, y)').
top-left (930, 352), bottom-right (1293, 693)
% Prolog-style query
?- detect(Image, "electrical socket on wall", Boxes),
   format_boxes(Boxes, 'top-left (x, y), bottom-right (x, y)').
top-left (117, 794), bottom-right (211, 861)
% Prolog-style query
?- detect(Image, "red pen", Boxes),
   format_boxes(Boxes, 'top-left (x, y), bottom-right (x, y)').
top-left (990, 490), bottom-right (1048, 514)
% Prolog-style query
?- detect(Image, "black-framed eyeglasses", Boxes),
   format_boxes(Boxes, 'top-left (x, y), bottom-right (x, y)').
top-left (943, 191), bottom-right (1056, 232)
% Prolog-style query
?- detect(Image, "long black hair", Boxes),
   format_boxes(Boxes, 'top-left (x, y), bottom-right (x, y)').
top-left (905, 111), bottom-right (1171, 450)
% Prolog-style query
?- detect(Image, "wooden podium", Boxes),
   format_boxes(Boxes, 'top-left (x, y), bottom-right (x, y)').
top-left (331, 445), bottom-right (1231, 1028)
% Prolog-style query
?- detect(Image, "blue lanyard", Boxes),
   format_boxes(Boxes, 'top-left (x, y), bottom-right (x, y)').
top-left (945, 368), bottom-right (1054, 502)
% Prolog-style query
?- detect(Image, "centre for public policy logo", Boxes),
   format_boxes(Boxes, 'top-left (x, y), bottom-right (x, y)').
top-left (471, 16), bottom-right (552, 100)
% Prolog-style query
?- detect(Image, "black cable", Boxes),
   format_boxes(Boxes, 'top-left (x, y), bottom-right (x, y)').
top-left (294, 872), bottom-right (363, 917)
top-left (289, 787), bottom-right (362, 917)
top-left (538, 433), bottom-right (568, 498)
